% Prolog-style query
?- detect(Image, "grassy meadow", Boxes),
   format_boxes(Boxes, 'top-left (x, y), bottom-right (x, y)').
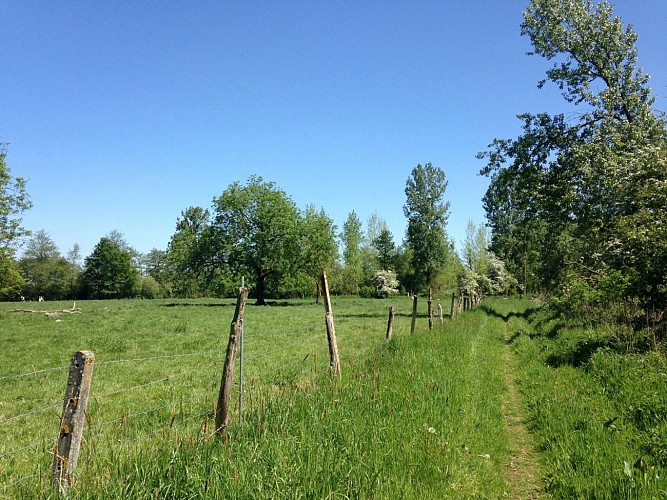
top-left (1, 295), bottom-right (665, 498)
top-left (1, 294), bottom-right (519, 499)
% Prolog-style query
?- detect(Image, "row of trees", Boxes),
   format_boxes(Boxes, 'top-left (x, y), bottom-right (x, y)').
top-left (1, 152), bottom-right (516, 303)
top-left (478, 0), bottom-right (667, 326)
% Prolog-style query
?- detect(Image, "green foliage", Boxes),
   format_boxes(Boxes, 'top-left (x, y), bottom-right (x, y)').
top-left (373, 227), bottom-right (396, 271)
top-left (203, 176), bottom-right (337, 304)
top-left (340, 210), bottom-right (363, 294)
top-left (18, 230), bottom-right (78, 300)
top-left (79, 236), bottom-right (141, 299)
top-left (478, 0), bottom-right (667, 325)
top-left (404, 163), bottom-right (452, 291)
top-left (166, 206), bottom-right (212, 297)
top-left (0, 148), bottom-right (31, 299)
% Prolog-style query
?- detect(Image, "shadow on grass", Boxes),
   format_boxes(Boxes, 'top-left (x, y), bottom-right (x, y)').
top-left (479, 304), bottom-right (541, 322)
top-left (162, 302), bottom-right (230, 308)
top-left (545, 338), bottom-right (612, 367)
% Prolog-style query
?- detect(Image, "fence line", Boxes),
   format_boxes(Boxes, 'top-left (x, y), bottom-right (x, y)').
top-left (95, 349), bottom-right (219, 367)
top-left (1, 293), bottom-right (429, 495)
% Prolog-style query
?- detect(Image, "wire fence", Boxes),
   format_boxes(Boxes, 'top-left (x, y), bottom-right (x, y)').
top-left (0, 290), bottom-right (430, 496)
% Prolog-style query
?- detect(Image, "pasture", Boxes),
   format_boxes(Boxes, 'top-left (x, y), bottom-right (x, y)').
top-left (2, 296), bottom-right (665, 498)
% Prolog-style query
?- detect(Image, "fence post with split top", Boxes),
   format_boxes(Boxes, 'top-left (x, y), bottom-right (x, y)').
top-left (216, 287), bottom-right (248, 434)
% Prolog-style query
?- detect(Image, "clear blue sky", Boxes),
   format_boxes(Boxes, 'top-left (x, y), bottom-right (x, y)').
top-left (3, 1), bottom-right (666, 260)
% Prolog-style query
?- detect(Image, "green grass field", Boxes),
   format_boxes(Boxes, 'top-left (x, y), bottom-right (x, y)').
top-left (1, 296), bottom-right (665, 498)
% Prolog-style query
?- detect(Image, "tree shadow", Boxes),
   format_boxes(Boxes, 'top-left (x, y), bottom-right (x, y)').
top-left (162, 302), bottom-right (230, 308)
top-left (479, 303), bottom-right (541, 322)
top-left (545, 338), bottom-right (611, 368)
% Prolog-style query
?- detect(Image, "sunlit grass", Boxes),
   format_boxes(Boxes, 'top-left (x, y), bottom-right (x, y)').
top-left (1, 295), bottom-right (516, 498)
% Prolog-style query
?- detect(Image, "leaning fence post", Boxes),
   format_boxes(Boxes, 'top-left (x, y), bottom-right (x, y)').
top-left (216, 287), bottom-right (248, 435)
top-left (410, 295), bottom-right (418, 334)
top-left (386, 306), bottom-right (395, 341)
top-left (450, 292), bottom-right (456, 320)
top-left (321, 271), bottom-right (341, 375)
top-left (427, 288), bottom-right (434, 330)
top-left (52, 350), bottom-right (95, 494)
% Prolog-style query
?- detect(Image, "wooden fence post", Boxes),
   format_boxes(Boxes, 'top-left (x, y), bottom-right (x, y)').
top-left (52, 350), bottom-right (95, 494)
top-left (450, 292), bottom-right (456, 320)
top-left (321, 271), bottom-right (341, 375)
top-left (427, 288), bottom-right (433, 330)
top-left (386, 306), bottom-right (395, 341)
top-left (216, 287), bottom-right (248, 435)
top-left (410, 295), bottom-right (418, 334)
top-left (438, 303), bottom-right (443, 324)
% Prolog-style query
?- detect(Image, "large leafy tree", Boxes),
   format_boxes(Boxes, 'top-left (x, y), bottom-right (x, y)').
top-left (0, 147), bottom-right (31, 299)
top-left (79, 237), bottom-right (140, 299)
top-left (207, 176), bottom-right (331, 305)
top-left (479, 0), bottom-right (667, 310)
top-left (403, 163), bottom-right (451, 291)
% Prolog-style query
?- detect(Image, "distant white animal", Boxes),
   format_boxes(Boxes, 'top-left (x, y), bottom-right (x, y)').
top-left (38, 296), bottom-right (44, 302)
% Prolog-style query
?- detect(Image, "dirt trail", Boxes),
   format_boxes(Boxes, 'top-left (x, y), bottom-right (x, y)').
top-left (502, 336), bottom-right (544, 499)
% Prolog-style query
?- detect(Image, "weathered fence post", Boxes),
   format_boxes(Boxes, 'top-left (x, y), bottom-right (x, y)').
top-left (438, 303), bottom-right (443, 324)
top-left (410, 295), bottom-right (418, 334)
top-left (386, 306), bottom-right (395, 341)
top-left (52, 350), bottom-right (95, 494)
top-left (239, 277), bottom-right (245, 425)
top-left (450, 292), bottom-right (456, 320)
top-left (427, 288), bottom-right (433, 330)
top-left (321, 271), bottom-right (341, 375)
top-left (216, 287), bottom-right (248, 435)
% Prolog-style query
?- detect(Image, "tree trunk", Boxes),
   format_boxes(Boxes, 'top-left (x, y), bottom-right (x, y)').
top-left (255, 271), bottom-right (267, 305)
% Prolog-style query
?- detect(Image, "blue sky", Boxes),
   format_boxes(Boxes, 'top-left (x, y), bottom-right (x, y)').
top-left (3, 1), bottom-right (666, 260)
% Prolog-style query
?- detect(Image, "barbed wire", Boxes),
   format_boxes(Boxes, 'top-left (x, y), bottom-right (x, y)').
top-left (0, 364), bottom-right (69, 382)
top-left (0, 437), bottom-right (50, 461)
top-left (0, 402), bottom-right (62, 426)
top-left (94, 348), bottom-right (220, 368)
top-left (0, 470), bottom-right (44, 494)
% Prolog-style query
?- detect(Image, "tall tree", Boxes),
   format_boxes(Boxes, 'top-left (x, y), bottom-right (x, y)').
top-left (167, 206), bottom-right (211, 297)
top-left (479, 0), bottom-right (667, 310)
top-left (299, 205), bottom-right (338, 292)
top-left (461, 220), bottom-right (489, 274)
top-left (208, 176), bottom-right (302, 305)
top-left (79, 237), bottom-right (140, 299)
top-left (340, 211), bottom-right (363, 294)
top-left (403, 163), bottom-right (451, 291)
top-left (65, 243), bottom-right (82, 298)
top-left (373, 227), bottom-right (396, 271)
top-left (0, 146), bottom-right (31, 299)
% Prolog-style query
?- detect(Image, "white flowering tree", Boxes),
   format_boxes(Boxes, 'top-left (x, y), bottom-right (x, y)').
top-left (371, 269), bottom-right (400, 298)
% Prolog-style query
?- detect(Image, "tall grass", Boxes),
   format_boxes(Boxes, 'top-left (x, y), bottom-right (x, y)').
top-left (491, 298), bottom-right (667, 498)
top-left (1, 296), bottom-right (515, 498)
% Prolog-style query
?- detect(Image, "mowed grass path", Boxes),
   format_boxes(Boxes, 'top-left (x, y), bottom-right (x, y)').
top-left (1, 296), bottom-right (537, 498)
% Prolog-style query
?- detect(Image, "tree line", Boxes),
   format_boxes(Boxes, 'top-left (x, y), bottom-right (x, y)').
top-left (478, 0), bottom-right (667, 332)
top-left (1, 154), bottom-right (516, 303)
